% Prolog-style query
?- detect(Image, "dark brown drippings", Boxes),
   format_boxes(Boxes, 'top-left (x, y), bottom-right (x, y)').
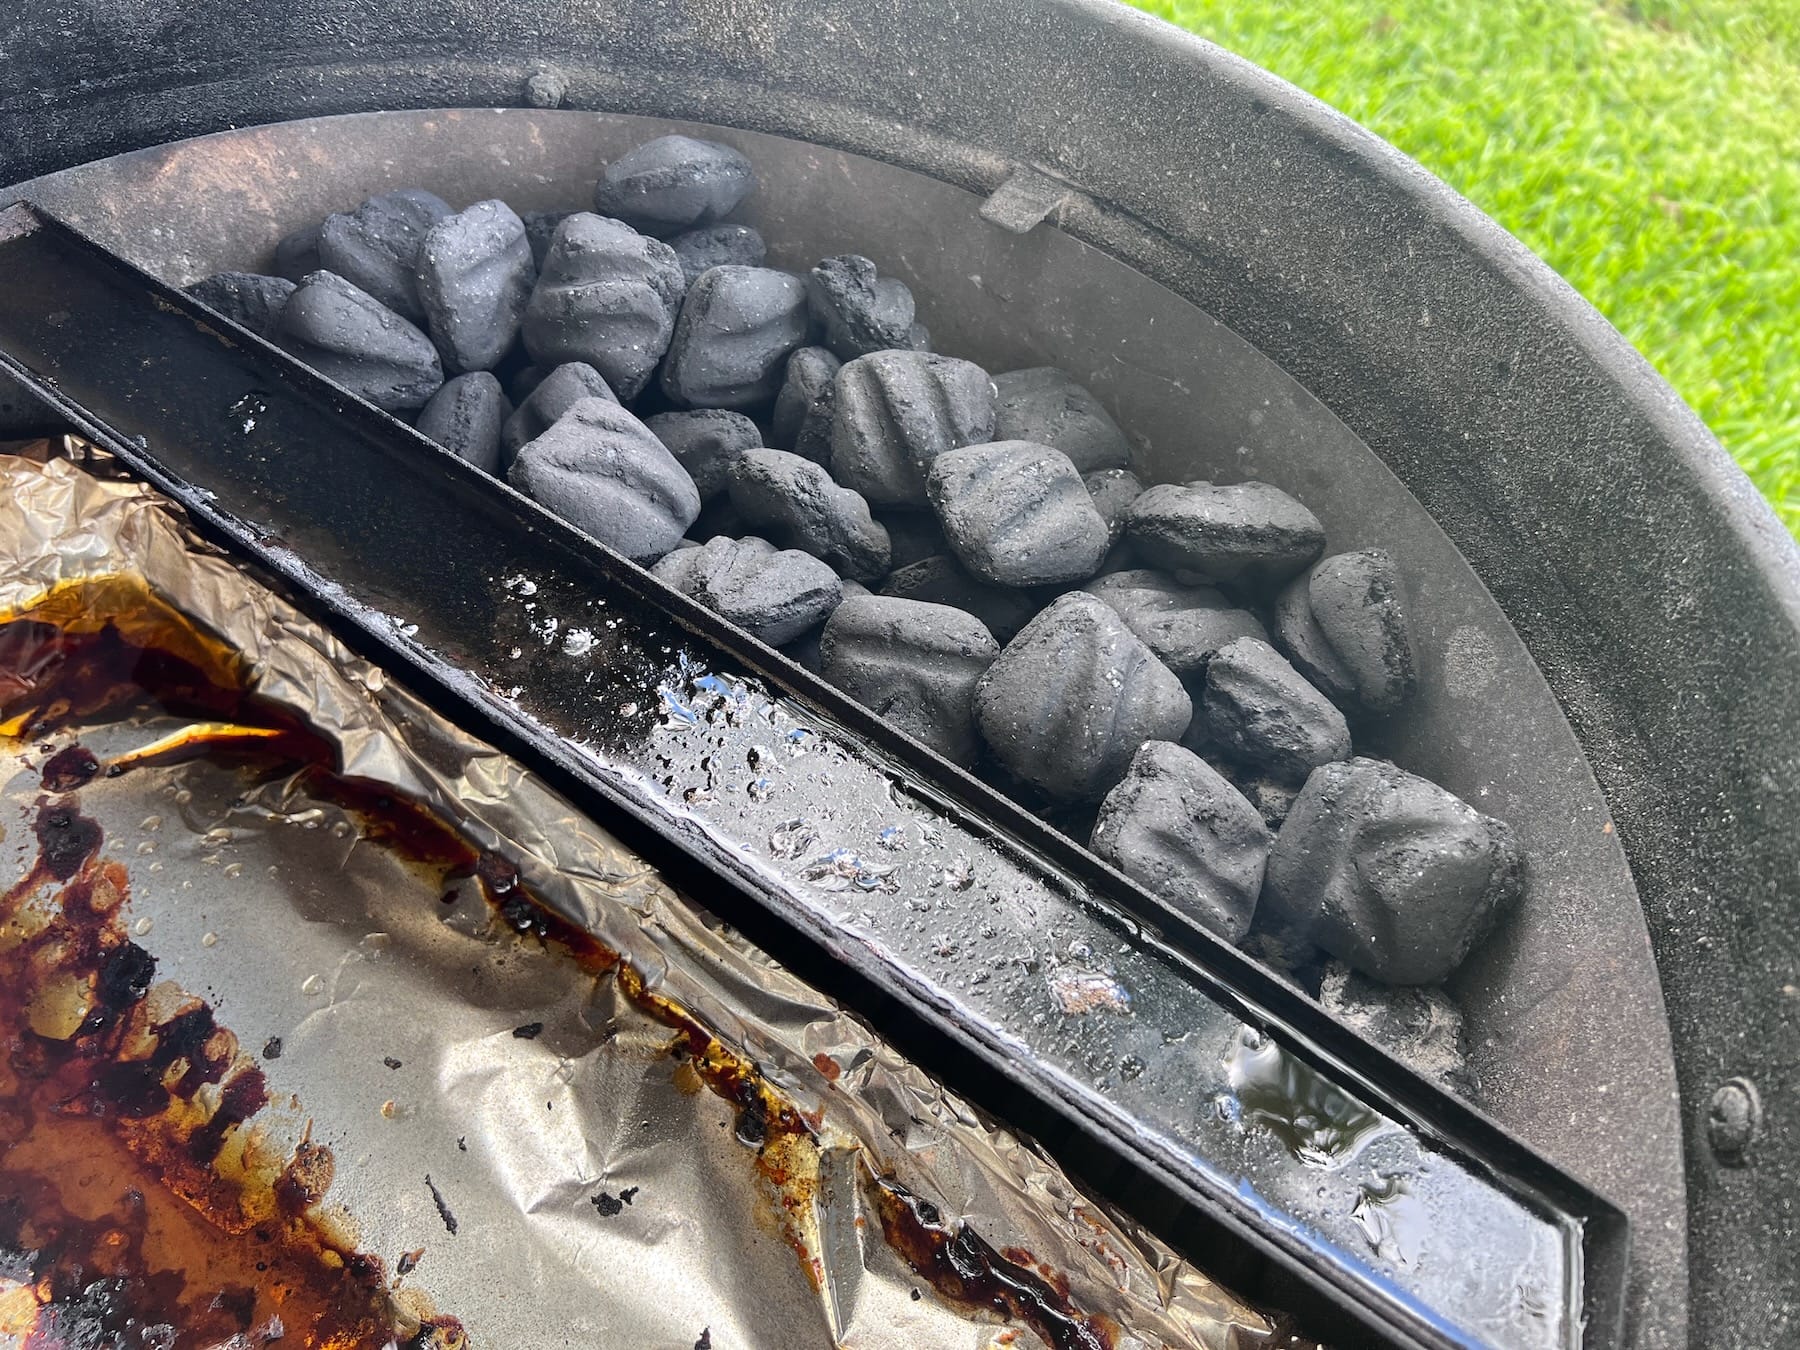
top-left (873, 1177), bottom-right (1118, 1350)
top-left (40, 743), bottom-right (99, 791)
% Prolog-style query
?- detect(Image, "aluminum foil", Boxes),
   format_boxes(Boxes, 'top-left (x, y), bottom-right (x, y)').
top-left (0, 448), bottom-right (1294, 1350)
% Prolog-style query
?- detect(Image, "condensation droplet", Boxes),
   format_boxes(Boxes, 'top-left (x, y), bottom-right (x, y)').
top-left (223, 862), bottom-right (243, 879)
top-left (132, 916), bottom-right (154, 937)
top-left (201, 931), bottom-right (218, 948)
top-left (301, 973), bottom-right (325, 996)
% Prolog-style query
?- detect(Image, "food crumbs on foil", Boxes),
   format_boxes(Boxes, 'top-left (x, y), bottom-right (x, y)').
top-left (0, 449), bottom-right (1308, 1350)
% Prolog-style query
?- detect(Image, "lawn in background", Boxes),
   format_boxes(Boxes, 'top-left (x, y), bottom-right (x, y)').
top-left (1129, 0), bottom-right (1800, 535)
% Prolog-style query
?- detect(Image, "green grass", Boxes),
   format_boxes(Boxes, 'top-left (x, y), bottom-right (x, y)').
top-left (1128, 0), bottom-right (1800, 535)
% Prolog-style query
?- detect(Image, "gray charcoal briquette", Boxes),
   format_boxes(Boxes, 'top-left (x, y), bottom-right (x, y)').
top-left (415, 199), bottom-right (536, 373)
top-left (992, 367), bottom-right (1131, 473)
top-left (644, 408), bottom-right (761, 500)
top-left (316, 188), bottom-right (451, 323)
top-left (974, 592), bottom-right (1191, 801)
top-left (502, 362), bottom-right (618, 459)
top-left (273, 222), bottom-right (323, 282)
top-left (927, 441), bottom-right (1110, 588)
top-left (1084, 468), bottom-right (1144, 545)
top-left (771, 346), bottom-right (841, 464)
top-left (830, 351), bottom-right (996, 507)
top-left (819, 595), bottom-right (998, 765)
top-left (651, 534), bottom-right (841, 646)
top-left (522, 212), bottom-right (684, 399)
top-left (1083, 569), bottom-right (1268, 677)
top-left (593, 135), bottom-right (755, 237)
top-left (1261, 757), bottom-right (1526, 985)
top-left (726, 448), bottom-right (892, 583)
top-left (1126, 481), bottom-right (1325, 586)
top-left (1089, 740), bottom-right (1270, 942)
top-left (272, 270), bottom-right (444, 413)
top-left (783, 578), bottom-right (870, 672)
top-left (1275, 550), bottom-right (1418, 715)
top-left (660, 266), bottom-right (810, 411)
top-left (186, 272), bottom-right (295, 336)
top-left (507, 397), bottom-right (701, 563)
top-left (806, 254), bottom-right (916, 360)
top-left (1200, 637), bottom-right (1351, 782)
top-left (416, 372), bottom-right (511, 474)
top-left (879, 555), bottom-right (1042, 643)
top-left (669, 223), bottom-right (768, 285)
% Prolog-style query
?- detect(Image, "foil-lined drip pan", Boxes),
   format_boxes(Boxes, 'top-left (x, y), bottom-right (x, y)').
top-left (0, 448), bottom-right (1300, 1349)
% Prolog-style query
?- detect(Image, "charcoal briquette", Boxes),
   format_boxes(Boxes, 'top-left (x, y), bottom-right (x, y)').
top-left (1199, 637), bottom-right (1351, 782)
top-left (806, 254), bottom-right (917, 360)
top-left (272, 270), bottom-right (444, 413)
top-left (651, 534), bottom-right (841, 646)
top-left (669, 223), bottom-right (768, 285)
top-left (660, 266), bottom-right (810, 411)
top-left (991, 367), bottom-right (1132, 473)
top-left (974, 592), bottom-right (1191, 801)
top-left (273, 222), bottom-right (324, 282)
top-left (416, 371), bottom-right (511, 474)
top-left (1261, 757), bottom-right (1526, 985)
top-left (644, 408), bottom-right (761, 500)
top-left (1083, 569), bottom-right (1268, 677)
top-left (502, 362), bottom-right (618, 459)
top-left (770, 346), bottom-right (841, 464)
top-left (186, 272), bottom-right (295, 336)
top-left (507, 397), bottom-right (701, 563)
top-left (726, 448), bottom-right (892, 583)
top-left (1083, 468), bottom-right (1144, 545)
top-left (316, 188), bottom-right (452, 323)
top-left (415, 199), bottom-right (536, 373)
top-left (521, 210), bottom-right (568, 270)
top-left (593, 135), bottom-right (755, 237)
top-left (830, 351), bottom-right (997, 507)
top-left (522, 212), bottom-right (685, 399)
top-left (783, 578), bottom-right (870, 672)
top-left (1273, 549), bottom-right (1418, 715)
top-left (819, 595), bottom-right (998, 765)
top-left (1126, 481), bottom-right (1325, 586)
top-left (879, 554), bottom-right (1042, 643)
top-left (1089, 740), bottom-right (1270, 943)
top-left (927, 441), bottom-right (1111, 588)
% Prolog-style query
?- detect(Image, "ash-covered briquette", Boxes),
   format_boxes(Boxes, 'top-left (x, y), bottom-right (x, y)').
top-left (974, 593), bottom-right (1191, 801)
top-left (652, 534), bottom-right (842, 646)
top-left (807, 254), bottom-right (917, 360)
top-left (879, 554), bottom-right (1042, 644)
top-left (507, 396), bottom-right (700, 562)
top-left (1262, 757), bottom-right (1526, 985)
top-left (592, 134), bottom-right (755, 237)
top-left (991, 367), bottom-right (1132, 473)
top-left (1082, 569), bottom-right (1266, 678)
top-left (415, 199), bottom-right (536, 374)
top-left (645, 408), bottom-right (761, 500)
top-left (926, 440), bottom-right (1110, 588)
top-left (830, 351), bottom-right (997, 507)
top-left (187, 272), bottom-right (294, 336)
top-left (727, 448), bottom-right (892, 583)
top-left (771, 346), bottom-right (841, 464)
top-left (316, 188), bottom-right (451, 324)
top-left (660, 266), bottom-right (810, 410)
top-left (1272, 549), bottom-right (1418, 715)
top-left (669, 223), bottom-right (768, 286)
top-left (272, 270), bottom-right (444, 413)
top-left (416, 372), bottom-right (511, 474)
top-left (1198, 637), bottom-right (1352, 783)
top-left (1126, 480), bottom-right (1325, 585)
top-left (1083, 468), bottom-right (1143, 545)
top-left (522, 212), bottom-right (685, 399)
top-left (819, 595), bottom-right (998, 766)
top-left (1089, 740), bottom-right (1270, 943)
top-left (502, 361), bottom-right (619, 460)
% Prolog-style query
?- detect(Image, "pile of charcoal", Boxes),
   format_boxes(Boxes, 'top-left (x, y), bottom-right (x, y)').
top-left (189, 132), bottom-right (1522, 1045)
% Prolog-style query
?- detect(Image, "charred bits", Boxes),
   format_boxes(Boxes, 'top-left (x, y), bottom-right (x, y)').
top-left (34, 795), bottom-right (103, 881)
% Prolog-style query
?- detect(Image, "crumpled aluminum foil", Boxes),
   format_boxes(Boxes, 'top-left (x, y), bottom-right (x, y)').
top-left (0, 449), bottom-right (1289, 1350)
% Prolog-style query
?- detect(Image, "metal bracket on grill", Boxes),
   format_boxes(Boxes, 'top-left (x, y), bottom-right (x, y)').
top-left (0, 202), bottom-right (1628, 1350)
